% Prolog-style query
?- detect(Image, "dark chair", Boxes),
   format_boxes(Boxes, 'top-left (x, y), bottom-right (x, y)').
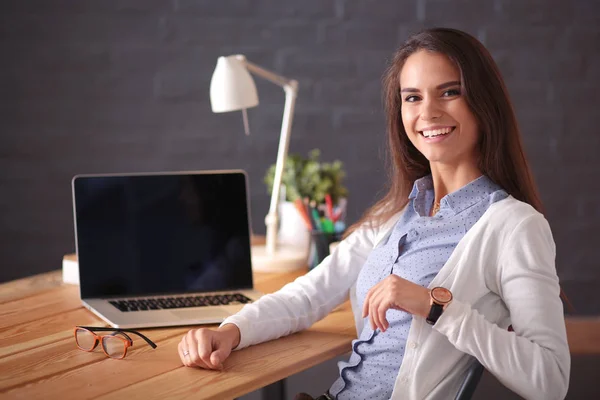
top-left (454, 360), bottom-right (485, 400)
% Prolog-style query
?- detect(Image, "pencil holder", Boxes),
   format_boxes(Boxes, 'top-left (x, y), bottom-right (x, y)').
top-left (308, 230), bottom-right (343, 270)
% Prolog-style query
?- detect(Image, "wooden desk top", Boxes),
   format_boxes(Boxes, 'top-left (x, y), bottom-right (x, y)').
top-left (0, 269), bottom-right (356, 400)
top-left (1, 270), bottom-right (599, 400)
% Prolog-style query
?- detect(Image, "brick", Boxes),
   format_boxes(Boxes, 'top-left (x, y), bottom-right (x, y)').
top-left (176, 0), bottom-right (252, 17)
top-left (277, 49), bottom-right (357, 80)
top-left (516, 110), bottom-right (564, 160)
top-left (0, 14), bottom-right (162, 45)
top-left (555, 136), bottom-right (600, 169)
top-left (319, 21), bottom-right (400, 51)
top-left (585, 54), bottom-right (600, 81)
top-left (162, 133), bottom-right (239, 161)
top-left (484, 26), bottom-right (567, 53)
top-left (0, 0), bottom-right (174, 14)
top-left (496, 0), bottom-right (575, 25)
top-left (342, 0), bottom-right (418, 22)
top-left (12, 69), bottom-right (154, 104)
top-left (572, 0), bottom-right (600, 23)
top-left (258, 20), bottom-right (320, 48)
top-left (153, 47), bottom-right (216, 103)
top-left (493, 50), bottom-right (552, 81)
top-left (161, 17), bottom-right (262, 46)
top-left (551, 84), bottom-right (600, 110)
top-left (504, 80), bottom-right (552, 112)
top-left (0, 41), bottom-right (110, 73)
top-left (333, 109), bottom-right (385, 136)
top-left (422, 0), bottom-right (496, 23)
top-left (548, 52), bottom-right (587, 81)
top-left (313, 79), bottom-right (382, 108)
top-left (154, 73), bottom-right (209, 104)
top-left (248, 0), bottom-right (336, 19)
top-left (162, 17), bottom-right (319, 48)
top-left (563, 27), bottom-right (600, 55)
top-left (3, 97), bottom-right (150, 133)
top-left (355, 50), bottom-right (392, 80)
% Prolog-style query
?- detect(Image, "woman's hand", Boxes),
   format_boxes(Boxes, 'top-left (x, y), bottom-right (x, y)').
top-left (178, 323), bottom-right (241, 369)
top-left (362, 275), bottom-right (431, 332)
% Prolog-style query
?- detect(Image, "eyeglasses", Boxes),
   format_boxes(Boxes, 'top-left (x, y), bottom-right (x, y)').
top-left (74, 326), bottom-right (157, 359)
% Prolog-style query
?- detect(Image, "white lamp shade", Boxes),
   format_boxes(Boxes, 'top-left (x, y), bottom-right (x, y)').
top-left (210, 55), bottom-right (259, 113)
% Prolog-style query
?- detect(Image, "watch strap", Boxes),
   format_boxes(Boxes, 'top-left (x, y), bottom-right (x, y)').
top-left (426, 302), bottom-right (444, 325)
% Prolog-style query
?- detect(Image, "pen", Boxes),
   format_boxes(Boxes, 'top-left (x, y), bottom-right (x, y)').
top-left (303, 197), bottom-right (317, 230)
top-left (325, 194), bottom-right (334, 220)
top-left (294, 198), bottom-right (313, 230)
top-left (309, 200), bottom-right (322, 231)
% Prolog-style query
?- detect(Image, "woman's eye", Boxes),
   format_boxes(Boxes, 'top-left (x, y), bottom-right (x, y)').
top-left (442, 89), bottom-right (461, 97)
top-left (404, 95), bottom-right (420, 102)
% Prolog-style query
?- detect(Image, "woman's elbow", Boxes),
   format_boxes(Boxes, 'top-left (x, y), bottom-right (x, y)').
top-left (537, 353), bottom-right (570, 400)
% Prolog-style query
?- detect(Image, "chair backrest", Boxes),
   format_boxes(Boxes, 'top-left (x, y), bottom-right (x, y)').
top-left (454, 360), bottom-right (485, 400)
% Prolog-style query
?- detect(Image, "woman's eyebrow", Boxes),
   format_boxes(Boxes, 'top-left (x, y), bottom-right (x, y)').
top-left (400, 80), bottom-right (461, 93)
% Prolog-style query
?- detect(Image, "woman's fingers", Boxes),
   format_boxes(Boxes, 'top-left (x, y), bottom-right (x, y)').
top-left (178, 341), bottom-right (188, 366)
top-left (362, 288), bottom-right (373, 318)
top-left (366, 283), bottom-right (393, 332)
top-left (369, 290), bottom-right (384, 331)
top-left (196, 330), bottom-right (221, 369)
top-left (180, 335), bottom-right (195, 367)
top-left (378, 301), bottom-right (390, 332)
top-left (375, 298), bottom-right (388, 332)
top-left (180, 330), bottom-right (210, 369)
top-left (185, 330), bottom-right (200, 366)
top-left (179, 328), bottom-right (235, 370)
top-left (189, 330), bottom-right (212, 369)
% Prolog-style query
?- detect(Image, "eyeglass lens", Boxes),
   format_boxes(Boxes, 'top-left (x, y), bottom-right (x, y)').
top-left (102, 335), bottom-right (127, 358)
top-left (75, 328), bottom-right (127, 358)
top-left (75, 328), bottom-right (97, 351)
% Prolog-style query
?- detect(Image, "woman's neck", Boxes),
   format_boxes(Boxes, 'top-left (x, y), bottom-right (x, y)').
top-left (430, 162), bottom-right (483, 204)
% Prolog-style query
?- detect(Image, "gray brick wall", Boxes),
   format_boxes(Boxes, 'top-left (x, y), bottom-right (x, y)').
top-left (1, 1), bottom-right (599, 398)
top-left (2, 1), bottom-right (599, 294)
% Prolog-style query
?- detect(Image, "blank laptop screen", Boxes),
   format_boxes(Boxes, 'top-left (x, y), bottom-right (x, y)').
top-left (73, 172), bottom-right (253, 299)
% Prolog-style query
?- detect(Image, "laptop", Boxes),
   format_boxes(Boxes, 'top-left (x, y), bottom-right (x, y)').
top-left (71, 170), bottom-right (262, 329)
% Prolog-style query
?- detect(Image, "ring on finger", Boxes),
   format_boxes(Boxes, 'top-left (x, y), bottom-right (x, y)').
top-left (183, 350), bottom-right (190, 357)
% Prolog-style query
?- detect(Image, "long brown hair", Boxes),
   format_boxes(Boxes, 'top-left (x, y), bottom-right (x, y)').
top-left (346, 27), bottom-right (543, 234)
top-left (345, 28), bottom-right (575, 313)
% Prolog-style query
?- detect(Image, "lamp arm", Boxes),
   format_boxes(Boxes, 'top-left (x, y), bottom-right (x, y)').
top-left (264, 80), bottom-right (299, 255)
top-left (240, 57), bottom-right (294, 88)
top-left (232, 55), bottom-right (298, 255)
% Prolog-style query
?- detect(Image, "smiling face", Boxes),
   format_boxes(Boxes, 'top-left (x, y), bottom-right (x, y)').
top-left (400, 50), bottom-right (480, 170)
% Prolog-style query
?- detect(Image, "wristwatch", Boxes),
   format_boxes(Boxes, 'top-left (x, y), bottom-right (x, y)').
top-left (426, 287), bottom-right (453, 325)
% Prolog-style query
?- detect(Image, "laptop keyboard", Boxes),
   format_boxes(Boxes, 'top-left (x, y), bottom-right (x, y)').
top-left (109, 293), bottom-right (253, 312)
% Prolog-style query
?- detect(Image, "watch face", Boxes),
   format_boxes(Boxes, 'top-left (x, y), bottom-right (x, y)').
top-left (432, 287), bottom-right (452, 303)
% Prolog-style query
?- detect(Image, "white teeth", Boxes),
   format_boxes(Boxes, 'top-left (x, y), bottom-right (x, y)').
top-left (421, 127), bottom-right (453, 138)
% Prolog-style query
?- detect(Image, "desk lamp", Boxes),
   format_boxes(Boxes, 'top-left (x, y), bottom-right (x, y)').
top-left (210, 55), bottom-right (307, 272)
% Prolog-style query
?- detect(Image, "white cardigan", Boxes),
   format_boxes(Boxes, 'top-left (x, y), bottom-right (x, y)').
top-left (222, 197), bottom-right (570, 399)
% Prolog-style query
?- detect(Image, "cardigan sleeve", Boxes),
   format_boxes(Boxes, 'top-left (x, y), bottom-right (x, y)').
top-left (433, 214), bottom-right (570, 400)
top-left (220, 222), bottom-right (377, 350)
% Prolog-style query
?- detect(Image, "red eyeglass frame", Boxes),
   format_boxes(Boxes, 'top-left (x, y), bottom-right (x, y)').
top-left (73, 326), bottom-right (157, 359)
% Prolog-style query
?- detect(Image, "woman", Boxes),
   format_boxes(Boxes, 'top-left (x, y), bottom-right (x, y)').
top-left (178, 28), bottom-right (570, 400)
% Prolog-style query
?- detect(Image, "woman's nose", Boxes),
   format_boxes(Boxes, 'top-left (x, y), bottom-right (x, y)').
top-left (420, 98), bottom-right (442, 120)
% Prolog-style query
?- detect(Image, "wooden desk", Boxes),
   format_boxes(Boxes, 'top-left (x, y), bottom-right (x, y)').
top-left (2, 271), bottom-right (600, 400)
top-left (0, 270), bottom-right (356, 400)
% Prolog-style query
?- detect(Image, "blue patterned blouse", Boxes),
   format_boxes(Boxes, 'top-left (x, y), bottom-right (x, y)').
top-left (329, 175), bottom-right (508, 399)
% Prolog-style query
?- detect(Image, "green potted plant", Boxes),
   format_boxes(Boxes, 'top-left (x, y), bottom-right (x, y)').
top-left (264, 149), bottom-right (348, 204)
top-left (264, 149), bottom-right (348, 250)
